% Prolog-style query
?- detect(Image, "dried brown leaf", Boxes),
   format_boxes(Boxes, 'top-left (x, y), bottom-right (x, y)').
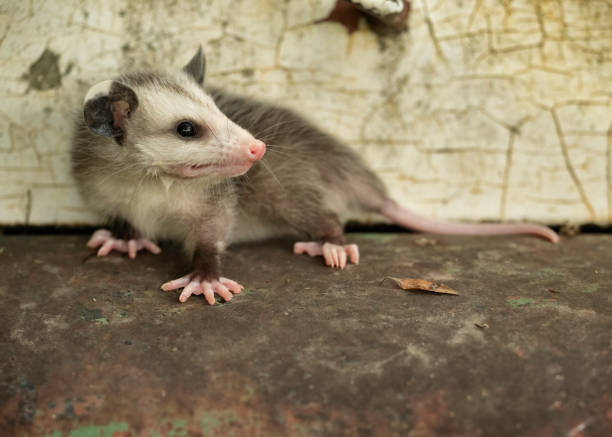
top-left (382, 277), bottom-right (459, 295)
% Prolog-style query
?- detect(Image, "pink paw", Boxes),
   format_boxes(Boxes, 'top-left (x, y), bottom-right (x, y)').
top-left (293, 241), bottom-right (359, 269)
top-left (161, 274), bottom-right (244, 304)
top-left (87, 229), bottom-right (161, 259)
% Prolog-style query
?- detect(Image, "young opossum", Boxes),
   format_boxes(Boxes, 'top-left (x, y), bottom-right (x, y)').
top-left (72, 48), bottom-right (559, 304)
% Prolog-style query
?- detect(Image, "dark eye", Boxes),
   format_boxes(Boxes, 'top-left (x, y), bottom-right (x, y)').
top-left (176, 121), bottom-right (196, 138)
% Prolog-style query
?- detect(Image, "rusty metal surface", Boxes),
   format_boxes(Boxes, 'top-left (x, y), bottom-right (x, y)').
top-left (0, 233), bottom-right (610, 436)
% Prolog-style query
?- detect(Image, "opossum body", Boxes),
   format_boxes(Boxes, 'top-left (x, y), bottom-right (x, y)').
top-left (72, 48), bottom-right (558, 304)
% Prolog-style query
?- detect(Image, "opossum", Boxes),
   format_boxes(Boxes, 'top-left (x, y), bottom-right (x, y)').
top-left (71, 47), bottom-right (559, 304)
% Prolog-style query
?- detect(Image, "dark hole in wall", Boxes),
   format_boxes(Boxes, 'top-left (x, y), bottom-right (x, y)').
top-left (2, 224), bottom-right (611, 236)
top-left (324, 0), bottom-right (411, 35)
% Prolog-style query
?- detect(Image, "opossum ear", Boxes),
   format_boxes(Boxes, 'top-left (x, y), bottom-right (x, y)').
top-left (183, 46), bottom-right (206, 84)
top-left (83, 80), bottom-right (139, 139)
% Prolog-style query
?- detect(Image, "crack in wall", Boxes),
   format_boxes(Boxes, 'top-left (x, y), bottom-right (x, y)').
top-left (607, 122), bottom-right (612, 222)
top-left (551, 108), bottom-right (596, 221)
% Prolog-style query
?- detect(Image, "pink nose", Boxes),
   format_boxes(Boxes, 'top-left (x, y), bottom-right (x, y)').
top-left (247, 140), bottom-right (266, 162)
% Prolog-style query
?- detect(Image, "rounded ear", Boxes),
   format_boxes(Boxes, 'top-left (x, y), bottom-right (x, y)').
top-left (83, 80), bottom-right (139, 139)
top-left (183, 46), bottom-right (206, 84)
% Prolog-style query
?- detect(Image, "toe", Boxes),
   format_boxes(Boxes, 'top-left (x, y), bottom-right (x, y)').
top-left (345, 244), bottom-right (359, 264)
top-left (213, 281), bottom-right (232, 301)
top-left (322, 244), bottom-right (333, 267)
top-left (201, 282), bottom-right (216, 305)
top-left (220, 277), bottom-right (243, 294)
top-left (161, 274), bottom-right (191, 291)
top-left (338, 249), bottom-right (347, 269)
top-left (97, 239), bottom-right (115, 256)
top-left (293, 242), bottom-right (305, 254)
top-left (179, 280), bottom-right (200, 303)
top-left (294, 242), bottom-right (323, 257)
top-left (128, 240), bottom-right (137, 259)
top-left (87, 229), bottom-right (111, 248)
top-left (142, 240), bottom-right (162, 254)
top-left (328, 245), bottom-right (340, 268)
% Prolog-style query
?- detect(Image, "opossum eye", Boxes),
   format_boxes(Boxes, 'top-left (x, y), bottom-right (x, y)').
top-left (176, 121), bottom-right (196, 138)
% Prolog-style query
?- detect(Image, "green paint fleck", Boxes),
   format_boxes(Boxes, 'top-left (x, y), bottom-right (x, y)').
top-left (507, 297), bottom-right (536, 307)
top-left (94, 317), bottom-right (109, 325)
top-left (80, 307), bottom-right (103, 321)
top-left (115, 289), bottom-right (133, 298)
top-left (469, 300), bottom-right (486, 312)
top-left (507, 296), bottom-right (558, 309)
top-left (536, 267), bottom-right (564, 277)
top-left (583, 284), bottom-right (599, 293)
top-left (44, 432), bottom-right (62, 437)
top-left (200, 410), bottom-right (239, 436)
top-left (355, 233), bottom-right (396, 243)
top-left (67, 422), bottom-right (129, 437)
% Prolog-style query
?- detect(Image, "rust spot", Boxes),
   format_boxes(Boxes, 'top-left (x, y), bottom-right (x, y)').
top-left (326, 1), bottom-right (363, 33)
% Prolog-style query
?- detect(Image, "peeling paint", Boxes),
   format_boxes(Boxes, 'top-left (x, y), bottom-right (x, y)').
top-left (22, 48), bottom-right (62, 91)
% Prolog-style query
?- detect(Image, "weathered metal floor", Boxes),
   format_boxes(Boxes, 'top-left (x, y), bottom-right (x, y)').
top-left (0, 233), bottom-right (610, 436)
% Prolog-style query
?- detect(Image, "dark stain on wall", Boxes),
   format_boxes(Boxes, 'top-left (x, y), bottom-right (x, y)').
top-left (23, 49), bottom-right (62, 91)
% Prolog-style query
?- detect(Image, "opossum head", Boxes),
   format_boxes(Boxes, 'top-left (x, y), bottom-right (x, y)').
top-left (82, 47), bottom-right (265, 178)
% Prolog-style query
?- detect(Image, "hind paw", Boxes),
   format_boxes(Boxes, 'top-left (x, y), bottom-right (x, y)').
top-left (293, 241), bottom-right (359, 269)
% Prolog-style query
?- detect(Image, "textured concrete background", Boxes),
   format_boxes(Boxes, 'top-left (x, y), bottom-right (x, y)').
top-left (1, 233), bottom-right (611, 436)
top-left (0, 0), bottom-right (611, 226)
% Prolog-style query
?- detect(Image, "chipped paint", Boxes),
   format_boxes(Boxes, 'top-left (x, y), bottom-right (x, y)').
top-left (66, 422), bottom-right (129, 437)
top-left (508, 296), bottom-right (536, 307)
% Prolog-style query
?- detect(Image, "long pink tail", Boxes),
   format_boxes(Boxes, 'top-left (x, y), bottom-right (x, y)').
top-left (381, 200), bottom-right (559, 243)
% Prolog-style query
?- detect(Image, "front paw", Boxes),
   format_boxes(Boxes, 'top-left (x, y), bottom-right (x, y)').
top-left (161, 274), bottom-right (244, 304)
top-left (87, 229), bottom-right (161, 259)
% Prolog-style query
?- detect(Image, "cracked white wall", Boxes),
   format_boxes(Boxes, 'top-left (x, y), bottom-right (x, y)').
top-left (0, 0), bottom-right (610, 226)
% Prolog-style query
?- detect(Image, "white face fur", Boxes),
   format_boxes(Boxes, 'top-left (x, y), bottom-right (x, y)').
top-left (86, 71), bottom-right (265, 179)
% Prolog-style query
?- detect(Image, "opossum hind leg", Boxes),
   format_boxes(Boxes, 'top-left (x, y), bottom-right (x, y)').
top-left (293, 242), bottom-right (359, 269)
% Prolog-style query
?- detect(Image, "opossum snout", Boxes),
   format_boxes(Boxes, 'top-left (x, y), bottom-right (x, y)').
top-left (246, 140), bottom-right (266, 162)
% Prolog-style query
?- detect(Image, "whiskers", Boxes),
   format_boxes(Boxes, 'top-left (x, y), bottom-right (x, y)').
top-left (258, 158), bottom-right (282, 187)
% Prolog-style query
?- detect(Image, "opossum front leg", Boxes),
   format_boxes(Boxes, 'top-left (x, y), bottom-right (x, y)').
top-left (87, 219), bottom-right (161, 259)
top-left (161, 241), bottom-right (243, 304)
